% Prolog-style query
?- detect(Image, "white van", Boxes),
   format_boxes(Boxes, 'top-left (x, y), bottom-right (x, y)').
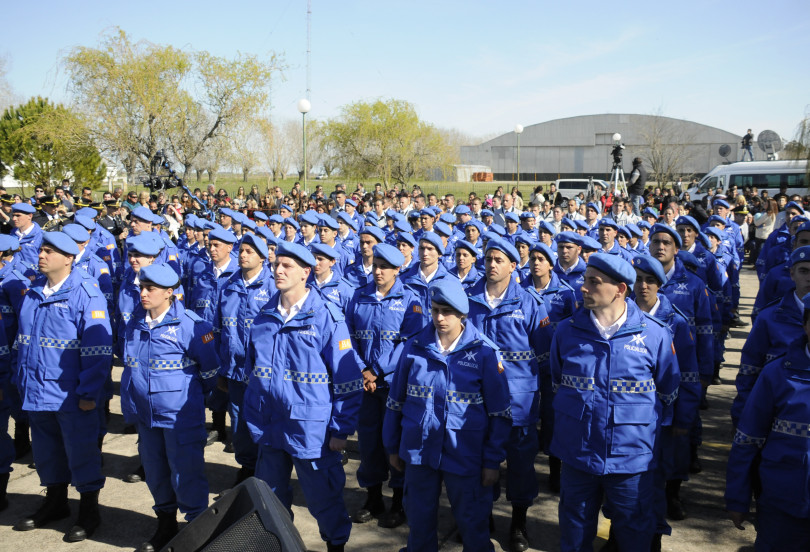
top-left (554, 179), bottom-right (608, 199)
top-left (684, 160), bottom-right (807, 202)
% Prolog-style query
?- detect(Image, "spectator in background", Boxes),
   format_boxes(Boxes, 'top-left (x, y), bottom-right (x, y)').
top-left (740, 129), bottom-right (754, 161)
top-left (121, 191), bottom-right (139, 211)
top-left (511, 186), bottom-right (524, 212)
top-left (247, 184), bottom-right (261, 204)
top-left (546, 184), bottom-right (563, 207)
top-left (752, 199), bottom-right (778, 262)
top-left (233, 187), bottom-right (247, 210)
top-left (530, 185), bottom-right (545, 206)
top-left (627, 157), bottom-right (647, 216)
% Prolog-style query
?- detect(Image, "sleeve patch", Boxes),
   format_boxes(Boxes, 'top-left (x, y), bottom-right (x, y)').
top-left (413, 305), bottom-right (422, 313)
top-left (202, 332), bottom-right (214, 344)
top-left (539, 316), bottom-right (550, 327)
top-left (106, 243), bottom-right (115, 250)
top-left (339, 339), bottom-right (352, 350)
top-left (100, 268), bottom-right (109, 274)
top-left (498, 361), bottom-right (504, 374)
top-left (91, 310), bottom-right (106, 319)
top-left (671, 343), bottom-right (676, 355)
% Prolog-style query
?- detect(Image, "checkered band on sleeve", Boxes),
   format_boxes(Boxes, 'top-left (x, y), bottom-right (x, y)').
top-left (252, 366), bottom-right (272, 379)
top-left (334, 379), bottom-right (363, 395)
top-left (407, 384), bottom-right (433, 399)
top-left (386, 396), bottom-right (403, 411)
top-left (561, 374), bottom-right (595, 391)
top-left (354, 330), bottom-right (373, 340)
top-left (488, 406), bottom-right (512, 418)
top-left (772, 418), bottom-right (810, 439)
top-left (656, 388), bottom-right (678, 405)
top-left (221, 317), bottom-right (238, 327)
top-left (610, 379), bottom-right (656, 393)
top-left (738, 364), bottom-right (761, 376)
top-left (733, 429), bottom-right (766, 447)
top-left (81, 345), bottom-right (113, 357)
top-left (500, 350), bottom-right (536, 362)
top-left (284, 369), bottom-right (331, 384)
top-left (148, 358), bottom-right (197, 370)
top-left (380, 330), bottom-right (400, 341)
top-left (446, 390), bottom-right (484, 405)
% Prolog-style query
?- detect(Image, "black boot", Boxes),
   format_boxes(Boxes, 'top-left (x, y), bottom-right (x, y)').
top-left (712, 363), bottom-right (722, 385)
top-left (14, 483), bottom-right (70, 531)
top-left (206, 411), bottom-right (227, 446)
top-left (234, 466), bottom-right (254, 486)
top-left (65, 489), bottom-right (101, 542)
top-left (139, 510), bottom-right (178, 552)
top-left (600, 526), bottom-right (618, 552)
top-left (666, 479), bottom-right (686, 520)
top-left (14, 420), bottom-right (31, 459)
top-left (689, 445), bottom-right (702, 474)
top-left (326, 543), bottom-right (344, 552)
top-left (352, 483), bottom-right (384, 523)
top-left (104, 399), bottom-right (111, 423)
top-left (0, 472), bottom-right (9, 511)
top-left (379, 487), bottom-right (406, 528)
top-left (651, 533), bottom-right (662, 552)
top-left (548, 455), bottom-right (561, 493)
top-left (124, 465), bottom-right (146, 483)
top-left (509, 504), bottom-right (529, 552)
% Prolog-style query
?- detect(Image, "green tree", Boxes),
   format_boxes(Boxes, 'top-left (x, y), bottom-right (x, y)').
top-left (0, 97), bottom-right (106, 193)
top-left (323, 99), bottom-right (456, 186)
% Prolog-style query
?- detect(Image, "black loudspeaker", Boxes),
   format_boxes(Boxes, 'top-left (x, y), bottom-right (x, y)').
top-left (162, 477), bottom-right (307, 552)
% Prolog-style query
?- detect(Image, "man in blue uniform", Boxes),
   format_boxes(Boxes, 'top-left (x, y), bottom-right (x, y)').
top-left (344, 226), bottom-right (385, 289)
top-left (309, 243), bottom-right (355, 313)
top-left (12, 232), bottom-right (113, 543)
top-left (597, 219), bottom-right (634, 261)
top-left (10, 203), bottom-right (43, 269)
top-left (466, 236), bottom-right (554, 552)
top-left (243, 242), bottom-right (363, 552)
top-left (553, 232), bottom-right (586, 303)
top-left (400, 232), bottom-right (454, 324)
top-left (550, 254), bottom-right (679, 552)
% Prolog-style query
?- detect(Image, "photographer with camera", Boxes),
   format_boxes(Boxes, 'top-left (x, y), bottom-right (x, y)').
top-left (628, 157), bottom-right (647, 217)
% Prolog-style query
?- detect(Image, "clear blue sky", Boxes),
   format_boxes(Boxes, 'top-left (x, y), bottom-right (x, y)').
top-left (3, 0), bottom-right (809, 143)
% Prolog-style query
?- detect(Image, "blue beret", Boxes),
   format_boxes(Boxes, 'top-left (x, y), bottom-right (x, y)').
top-left (407, 210), bottom-right (421, 220)
top-left (365, 212), bottom-right (379, 223)
top-left (151, 213), bottom-right (167, 226)
top-left (419, 231), bottom-right (445, 255)
top-left (560, 217), bottom-right (576, 230)
top-left (434, 221), bottom-right (452, 237)
top-left (276, 241), bottom-right (316, 268)
top-left (253, 211), bottom-right (268, 222)
top-left (480, 209), bottom-right (494, 217)
top-left (396, 232), bottom-right (417, 248)
top-left (239, 233), bottom-right (268, 259)
top-left (785, 201), bottom-right (804, 213)
top-left (580, 236), bottom-right (601, 251)
top-left (318, 215), bottom-right (340, 231)
top-left (625, 223), bottom-right (642, 238)
top-left (650, 224), bottom-right (683, 248)
top-left (385, 209), bottom-right (398, 219)
top-left (485, 236), bottom-right (519, 263)
top-left (531, 242), bottom-right (557, 264)
top-left (795, 222), bottom-right (810, 235)
top-left (637, 220), bottom-right (652, 230)
top-left (643, 207), bottom-right (659, 218)
top-left (791, 215), bottom-right (810, 227)
top-left (279, 204), bottom-right (294, 214)
top-left (73, 214), bottom-right (96, 231)
top-left (139, 263), bottom-right (180, 288)
top-left (504, 212), bottom-right (520, 224)
top-left (255, 226), bottom-right (276, 245)
top-left (519, 211), bottom-right (536, 220)
top-left (0, 234), bottom-right (19, 251)
top-left (130, 206), bottom-right (154, 222)
top-left (76, 207), bottom-right (98, 219)
top-left (586, 202), bottom-right (601, 213)
top-left (199, 220), bottom-right (218, 231)
top-left (126, 234), bottom-right (161, 256)
top-left (588, 253), bottom-right (636, 286)
top-left (394, 219), bottom-right (411, 233)
top-left (712, 199), bottom-right (730, 209)
top-left (429, 206), bottom-right (443, 216)
top-left (598, 218), bottom-right (619, 230)
top-left (337, 212), bottom-right (358, 231)
top-left (12, 203), bottom-right (36, 214)
top-left (555, 231), bottom-right (582, 245)
top-left (696, 232), bottom-right (711, 248)
top-left (269, 214), bottom-right (285, 224)
top-left (537, 221), bottom-right (556, 235)
top-left (677, 250), bottom-right (701, 270)
top-left (482, 231), bottom-right (500, 243)
top-left (632, 255), bottom-right (666, 285)
top-left (41, 231), bottom-right (80, 256)
top-left (184, 214), bottom-right (198, 225)
top-left (439, 213), bottom-right (455, 225)
top-left (454, 240), bottom-right (479, 257)
top-left (514, 233), bottom-right (534, 247)
top-left (573, 219), bottom-right (588, 231)
top-left (299, 211), bottom-right (319, 226)
top-left (373, 243), bottom-right (405, 267)
top-left (704, 227), bottom-right (725, 241)
top-left (675, 215), bottom-right (700, 232)
top-left (345, 198), bottom-right (357, 207)
top-left (616, 225), bottom-right (632, 239)
top-left (454, 205), bottom-right (470, 215)
top-left (489, 224), bottom-right (506, 237)
top-left (466, 219), bottom-right (485, 234)
top-left (790, 246), bottom-right (810, 266)
top-left (208, 227), bottom-right (238, 244)
top-left (429, 279), bottom-right (469, 315)
top-left (707, 215), bottom-right (727, 226)
top-left (62, 223), bottom-right (91, 243)
top-left (359, 226), bottom-right (385, 243)
top-left (219, 208), bottom-right (236, 218)
top-left (283, 218), bottom-right (300, 231)
top-left (310, 242), bottom-right (340, 261)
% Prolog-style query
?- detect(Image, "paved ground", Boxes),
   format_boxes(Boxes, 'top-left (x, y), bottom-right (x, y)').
top-left (0, 269), bottom-right (761, 551)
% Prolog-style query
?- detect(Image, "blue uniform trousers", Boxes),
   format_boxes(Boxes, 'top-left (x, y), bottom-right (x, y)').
top-left (651, 428), bottom-right (690, 537)
top-left (404, 464), bottom-right (494, 552)
top-left (8, 384), bottom-right (27, 424)
top-left (137, 423), bottom-right (208, 521)
top-left (226, 380), bottom-right (257, 470)
top-left (357, 386), bottom-right (404, 489)
top-left (559, 464), bottom-right (654, 552)
top-left (730, 265), bottom-right (740, 310)
top-left (0, 386), bottom-right (14, 474)
top-left (493, 425), bottom-right (539, 507)
top-left (755, 502), bottom-right (810, 552)
top-left (29, 409), bottom-right (104, 493)
top-left (206, 386), bottom-right (229, 412)
top-left (255, 444), bottom-right (351, 545)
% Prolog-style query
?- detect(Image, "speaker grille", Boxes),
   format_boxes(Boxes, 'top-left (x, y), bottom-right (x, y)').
top-left (201, 512), bottom-right (282, 552)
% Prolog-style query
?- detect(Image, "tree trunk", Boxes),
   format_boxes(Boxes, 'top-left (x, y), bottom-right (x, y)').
top-left (242, 168), bottom-right (249, 182)
top-left (195, 169), bottom-right (203, 182)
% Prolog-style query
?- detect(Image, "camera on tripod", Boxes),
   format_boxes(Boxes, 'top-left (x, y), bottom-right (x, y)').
top-left (140, 150), bottom-right (182, 192)
top-left (611, 133), bottom-right (625, 167)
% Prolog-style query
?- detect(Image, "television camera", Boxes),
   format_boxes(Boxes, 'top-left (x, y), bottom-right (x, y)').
top-left (140, 150), bottom-right (212, 219)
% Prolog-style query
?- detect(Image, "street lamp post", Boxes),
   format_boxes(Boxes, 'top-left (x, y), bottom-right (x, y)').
top-left (514, 124), bottom-right (524, 191)
top-left (298, 98), bottom-right (311, 194)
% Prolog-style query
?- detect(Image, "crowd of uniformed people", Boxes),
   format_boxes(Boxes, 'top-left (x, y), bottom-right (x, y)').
top-left (0, 179), bottom-right (807, 552)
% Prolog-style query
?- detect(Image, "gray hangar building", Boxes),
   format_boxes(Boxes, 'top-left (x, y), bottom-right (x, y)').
top-left (459, 113), bottom-right (751, 181)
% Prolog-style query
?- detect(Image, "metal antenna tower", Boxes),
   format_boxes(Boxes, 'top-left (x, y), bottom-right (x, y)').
top-left (306, 0), bottom-right (311, 100)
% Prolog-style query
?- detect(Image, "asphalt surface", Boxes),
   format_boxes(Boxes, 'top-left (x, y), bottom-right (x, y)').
top-left (0, 268), bottom-right (761, 551)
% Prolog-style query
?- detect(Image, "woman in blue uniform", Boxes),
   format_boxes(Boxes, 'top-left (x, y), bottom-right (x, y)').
top-left (384, 279), bottom-right (512, 552)
top-left (120, 264), bottom-right (219, 552)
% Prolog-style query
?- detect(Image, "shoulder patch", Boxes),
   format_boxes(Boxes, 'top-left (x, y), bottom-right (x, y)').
top-left (338, 338), bottom-right (352, 350)
top-left (91, 310), bottom-right (106, 319)
top-left (413, 304), bottom-right (422, 313)
top-left (201, 331), bottom-right (214, 344)
top-left (106, 243), bottom-right (115, 250)
top-left (81, 281), bottom-right (100, 298)
top-left (184, 310), bottom-right (203, 323)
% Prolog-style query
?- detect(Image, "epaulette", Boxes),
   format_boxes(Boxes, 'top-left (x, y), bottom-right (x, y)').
top-left (477, 333), bottom-right (499, 352)
top-left (81, 281), bottom-right (101, 298)
top-left (670, 303), bottom-right (689, 321)
top-left (184, 310), bottom-right (203, 323)
top-left (163, 236), bottom-right (175, 248)
top-left (324, 300), bottom-right (344, 322)
top-left (642, 311), bottom-right (667, 328)
top-left (764, 297), bottom-right (782, 311)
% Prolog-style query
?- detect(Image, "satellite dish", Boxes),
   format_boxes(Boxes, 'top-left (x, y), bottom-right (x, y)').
top-left (757, 130), bottom-right (783, 160)
top-left (718, 144), bottom-right (731, 159)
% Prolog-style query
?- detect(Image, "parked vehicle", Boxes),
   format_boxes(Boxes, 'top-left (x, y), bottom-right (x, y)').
top-left (684, 160), bottom-right (807, 202)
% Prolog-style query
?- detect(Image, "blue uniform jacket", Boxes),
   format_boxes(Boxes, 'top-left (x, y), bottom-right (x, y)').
top-left (120, 301), bottom-right (219, 428)
top-left (182, 245), bottom-right (209, 294)
top-left (521, 272), bottom-right (578, 328)
top-left (752, 262), bottom-right (792, 319)
top-left (13, 223), bottom-right (43, 269)
top-left (466, 277), bottom-right (553, 426)
top-left (726, 343), bottom-right (810, 518)
top-left (217, 265), bottom-right (275, 382)
top-left (550, 300), bottom-right (679, 475)
top-left (343, 258), bottom-right (374, 289)
top-left (660, 259), bottom-right (714, 382)
top-left (346, 279), bottom-right (424, 384)
top-left (75, 251), bottom-right (114, 313)
top-left (732, 292), bottom-right (805, 427)
top-left (553, 258), bottom-right (587, 303)
top-left (400, 262), bottom-right (454, 325)
top-left (0, 258), bottom-right (36, 344)
top-left (382, 323), bottom-right (512, 476)
top-left (756, 224), bottom-right (789, 280)
top-left (190, 258), bottom-right (237, 335)
top-left (448, 265), bottom-right (483, 291)
top-left (309, 273), bottom-right (355, 313)
top-left (13, 269), bottom-right (112, 411)
top-left (243, 289), bottom-right (363, 459)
